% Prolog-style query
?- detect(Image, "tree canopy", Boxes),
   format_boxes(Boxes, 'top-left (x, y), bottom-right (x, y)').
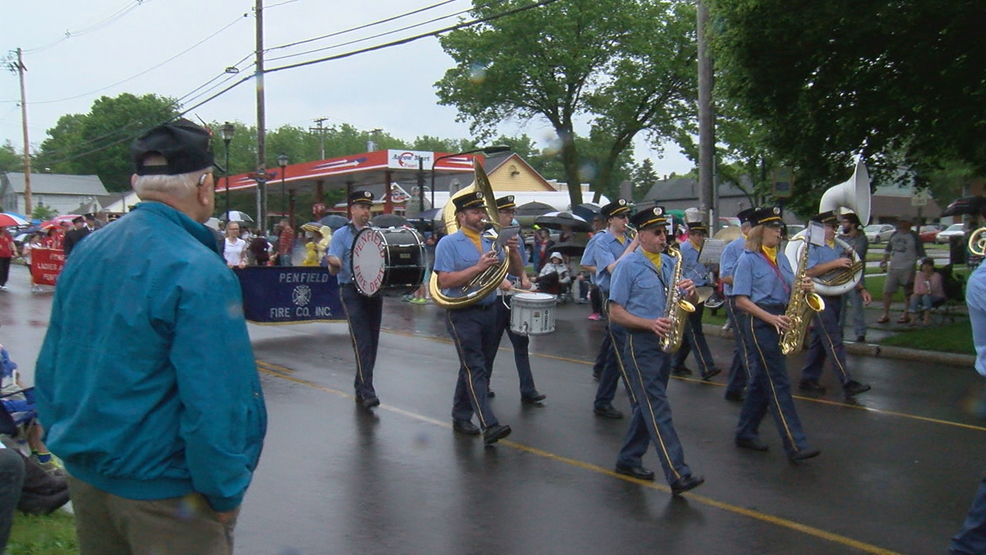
top-left (710, 0), bottom-right (986, 198)
top-left (437, 0), bottom-right (696, 207)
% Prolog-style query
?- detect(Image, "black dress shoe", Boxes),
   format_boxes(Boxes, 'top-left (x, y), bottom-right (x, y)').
top-left (521, 392), bottom-right (547, 405)
top-left (483, 424), bottom-right (512, 445)
top-left (670, 475), bottom-right (705, 495)
top-left (798, 380), bottom-right (826, 394)
top-left (724, 391), bottom-right (745, 402)
top-left (360, 395), bottom-right (380, 408)
top-left (487, 389), bottom-right (496, 398)
top-left (593, 405), bottom-right (624, 419)
top-left (615, 465), bottom-right (655, 481)
top-left (452, 419), bottom-right (481, 436)
top-left (701, 367), bottom-right (722, 381)
top-left (672, 366), bottom-right (693, 376)
top-left (789, 447), bottom-right (821, 462)
top-left (735, 437), bottom-right (769, 452)
top-left (843, 380), bottom-right (871, 397)
top-left (856, 335), bottom-right (867, 343)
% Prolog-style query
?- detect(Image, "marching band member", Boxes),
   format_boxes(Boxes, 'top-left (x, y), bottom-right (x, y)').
top-left (326, 191), bottom-right (383, 409)
top-left (671, 220), bottom-right (722, 380)
top-left (579, 199), bottom-right (639, 419)
top-left (488, 195), bottom-right (546, 405)
top-left (434, 192), bottom-right (524, 445)
top-left (718, 208), bottom-right (756, 402)
top-left (608, 207), bottom-right (704, 495)
top-left (797, 210), bottom-right (872, 398)
top-left (731, 207), bottom-right (820, 462)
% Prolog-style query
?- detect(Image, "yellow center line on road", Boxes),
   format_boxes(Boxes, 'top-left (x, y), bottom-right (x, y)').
top-left (256, 363), bottom-right (901, 555)
top-left (382, 329), bottom-right (986, 433)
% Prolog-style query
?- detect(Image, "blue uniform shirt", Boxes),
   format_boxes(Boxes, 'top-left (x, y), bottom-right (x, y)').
top-left (732, 249), bottom-right (794, 305)
top-left (678, 240), bottom-right (710, 286)
top-left (581, 230), bottom-right (630, 293)
top-left (609, 248), bottom-right (674, 320)
top-left (807, 241), bottom-right (845, 279)
top-left (327, 222), bottom-right (364, 285)
top-left (433, 229), bottom-right (502, 306)
top-left (719, 236), bottom-right (746, 296)
top-left (967, 263), bottom-right (986, 376)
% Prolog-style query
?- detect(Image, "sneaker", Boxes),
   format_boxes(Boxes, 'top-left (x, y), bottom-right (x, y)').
top-left (844, 380), bottom-right (871, 397)
top-left (0, 285), bottom-right (8, 291)
top-left (412, 297), bottom-right (427, 304)
top-left (856, 335), bottom-right (866, 343)
top-left (402, 295), bottom-right (413, 302)
top-left (798, 380), bottom-right (826, 394)
top-left (588, 313), bottom-right (602, 321)
top-left (29, 453), bottom-right (65, 477)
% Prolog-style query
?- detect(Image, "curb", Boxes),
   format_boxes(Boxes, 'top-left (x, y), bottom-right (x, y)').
top-left (702, 323), bottom-right (975, 368)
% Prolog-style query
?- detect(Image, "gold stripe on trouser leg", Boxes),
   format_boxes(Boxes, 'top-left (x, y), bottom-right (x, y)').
top-left (341, 291), bottom-right (366, 388)
top-left (689, 317), bottom-right (713, 373)
top-left (447, 311), bottom-right (488, 429)
top-left (816, 313), bottom-right (850, 382)
top-left (627, 334), bottom-right (681, 482)
top-left (605, 301), bottom-right (636, 406)
top-left (748, 313), bottom-right (797, 448)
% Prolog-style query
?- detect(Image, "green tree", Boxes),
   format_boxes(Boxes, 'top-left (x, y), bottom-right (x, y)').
top-left (32, 202), bottom-right (58, 220)
top-left (437, 0), bottom-right (696, 208)
top-left (0, 141), bottom-right (23, 172)
top-left (710, 0), bottom-right (986, 193)
top-left (630, 159), bottom-right (660, 202)
top-left (36, 94), bottom-right (179, 192)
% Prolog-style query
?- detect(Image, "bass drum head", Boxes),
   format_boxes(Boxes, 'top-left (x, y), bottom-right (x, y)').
top-left (351, 228), bottom-right (387, 296)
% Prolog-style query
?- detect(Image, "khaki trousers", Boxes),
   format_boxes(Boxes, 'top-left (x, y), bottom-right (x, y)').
top-left (67, 476), bottom-right (238, 555)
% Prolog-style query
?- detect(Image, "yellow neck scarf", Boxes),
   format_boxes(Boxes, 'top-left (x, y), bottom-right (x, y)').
top-left (826, 239), bottom-right (836, 248)
top-left (644, 250), bottom-right (663, 271)
top-left (762, 245), bottom-right (778, 265)
top-left (463, 226), bottom-right (483, 253)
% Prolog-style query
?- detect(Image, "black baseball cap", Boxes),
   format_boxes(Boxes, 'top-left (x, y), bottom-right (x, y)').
top-left (131, 119), bottom-right (215, 176)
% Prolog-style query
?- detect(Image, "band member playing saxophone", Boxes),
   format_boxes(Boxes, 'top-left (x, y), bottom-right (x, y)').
top-left (608, 207), bottom-right (704, 495)
top-left (797, 210), bottom-right (872, 398)
top-left (731, 207), bottom-right (821, 462)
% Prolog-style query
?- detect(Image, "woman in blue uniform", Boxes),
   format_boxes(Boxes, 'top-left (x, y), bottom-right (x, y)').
top-left (608, 207), bottom-right (704, 495)
top-left (731, 207), bottom-right (820, 462)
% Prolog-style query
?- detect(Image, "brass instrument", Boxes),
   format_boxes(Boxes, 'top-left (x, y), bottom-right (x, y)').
top-left (814, 245), bottom-right (866, 287)
top-left (428, 159), bottom-right (511, 308)
top-left (779, 236), bottom-right (826, 356)
top-left (969, 227), bottom-right (986, 257)
top-left (659, 244), bottom-right (696, 354)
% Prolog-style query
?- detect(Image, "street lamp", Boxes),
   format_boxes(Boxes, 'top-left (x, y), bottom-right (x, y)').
top-left (277, 153), bottom-right (289, 228)
top-left (430, 146), bottom-right (511, 209)
top-left (220, 122), bottom-right (235, 222)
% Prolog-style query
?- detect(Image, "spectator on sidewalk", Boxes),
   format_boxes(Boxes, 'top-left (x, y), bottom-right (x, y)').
top-left (0, 227), bottom-right (13, 291)
top-left (878, 219), bottom-right (925, 324)
top-left (907, 257), bottom-right (945, 326)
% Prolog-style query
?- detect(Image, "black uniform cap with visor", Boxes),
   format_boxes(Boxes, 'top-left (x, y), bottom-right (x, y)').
top-left (749, 206), bottom-right (783, 227)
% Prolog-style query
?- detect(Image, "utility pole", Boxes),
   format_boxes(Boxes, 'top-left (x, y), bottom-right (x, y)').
top-left (7, 49), bottom-right (31, 215)
top-left (309, 117), bottom-right (327, 160)
top-left (697, 0), bottom-right (716, 232)
top-left (255, 0), bottom-right (268, 233)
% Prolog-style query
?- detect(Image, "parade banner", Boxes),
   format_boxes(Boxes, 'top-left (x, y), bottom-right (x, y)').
top-left (30, 248), bottom-right (65, 286)
top-left (235, 266), bottom-right (344, 324)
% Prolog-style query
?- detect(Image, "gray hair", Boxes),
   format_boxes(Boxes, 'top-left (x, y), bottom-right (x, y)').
top-left (132, 155), bottom-right (210, 200)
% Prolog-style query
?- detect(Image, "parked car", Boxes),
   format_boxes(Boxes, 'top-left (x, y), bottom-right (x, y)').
top-left (784, 224), bottom-right (806, 238)
top-left (936, 223), bottom-right (967, 244)
top-left (864, 224), bottom-right (895, 244)
top-left (918, 224), bottom-right (944, 243)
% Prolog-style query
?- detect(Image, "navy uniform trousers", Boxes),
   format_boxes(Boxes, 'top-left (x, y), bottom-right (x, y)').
top-left (446, 303), bottom-right (500, 430)
top-left (594, 298), bottom-right (638, 412)
top-left (736, 305), bottom-right (813, 458)
top-left (671, 302), bottom-right (717, 375)
top-left (616, 329), bottom-right (692, 485)
top-left (489, 297), bottom-right (538, 398)
top-left (724, 297), bottom-right (753, 397)
top-left (339, 284), bottom-right (383, 400)
top-left (801, 296), bottom-right (854, 388)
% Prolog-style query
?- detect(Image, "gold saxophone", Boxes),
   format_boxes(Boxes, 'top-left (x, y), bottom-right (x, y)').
top-left (778, 237), bottom-right (826, 355)
top-left (659, 245), bottom-right (696, 354)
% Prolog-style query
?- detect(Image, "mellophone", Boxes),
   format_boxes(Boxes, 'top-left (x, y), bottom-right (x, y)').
top-left (351, 227), bottom-right (427, 297)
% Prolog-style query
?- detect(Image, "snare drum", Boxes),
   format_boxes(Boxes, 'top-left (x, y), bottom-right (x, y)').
top-left (510, 292), bottom-right (557, 335)
top-left (351, 227), bottom-right (426, 296)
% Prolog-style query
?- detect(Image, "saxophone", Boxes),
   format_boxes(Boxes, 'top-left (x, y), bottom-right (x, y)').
top-left (659, 245), bottom-right (696, 354)
top-left (778, 237), bottom-right (826, 355)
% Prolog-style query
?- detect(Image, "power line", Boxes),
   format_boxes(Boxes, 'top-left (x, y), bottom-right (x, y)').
top-left (23, 0), bottom-right (158, 55)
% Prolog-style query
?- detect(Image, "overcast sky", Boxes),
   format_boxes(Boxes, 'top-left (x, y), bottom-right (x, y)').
top-left (0, 0), bottom-right (694, 177)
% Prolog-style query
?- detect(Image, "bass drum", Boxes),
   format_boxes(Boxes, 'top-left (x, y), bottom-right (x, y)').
top-left (351, 227), bottom-right (426, 297)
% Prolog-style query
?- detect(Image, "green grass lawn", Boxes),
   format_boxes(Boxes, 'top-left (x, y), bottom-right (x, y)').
top-left (6, 511), bottom-right (78, 555)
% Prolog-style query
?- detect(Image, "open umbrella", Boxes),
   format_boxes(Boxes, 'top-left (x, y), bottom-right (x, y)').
top-left (534, 211), bottom-right (592, 232)
top-left (220, 210), bottom-right (255, 224)
top-left (515, 201), bottom-right (555, 217)
top-left (550, 240), bottom-right (588, 257)
top-left (0, 213), bottom-right (29, 227)
top-left (572, 203), bottom-right (601, 222)
top-left (318, 214), bottom-right (349, 231)
top-left (204, 217), bottom-right (221, 231)
top-left (371, 213), bottom-right (409, 228)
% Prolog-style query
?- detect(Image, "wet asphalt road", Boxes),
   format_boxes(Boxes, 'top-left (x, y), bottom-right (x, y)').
top-left (2, 263), bottom-right (985, 555)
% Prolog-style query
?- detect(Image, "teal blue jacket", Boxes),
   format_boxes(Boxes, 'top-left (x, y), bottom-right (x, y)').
top-left (35, 202), bottom-right (267, 512)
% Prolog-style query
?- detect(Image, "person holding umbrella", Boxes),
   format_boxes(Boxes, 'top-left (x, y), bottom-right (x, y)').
top-left (0, 227), bottom-right (14, 291)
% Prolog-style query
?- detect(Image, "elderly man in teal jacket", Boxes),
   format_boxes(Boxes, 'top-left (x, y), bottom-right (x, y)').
top-left (35, 120), bottom-right (267, 555)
